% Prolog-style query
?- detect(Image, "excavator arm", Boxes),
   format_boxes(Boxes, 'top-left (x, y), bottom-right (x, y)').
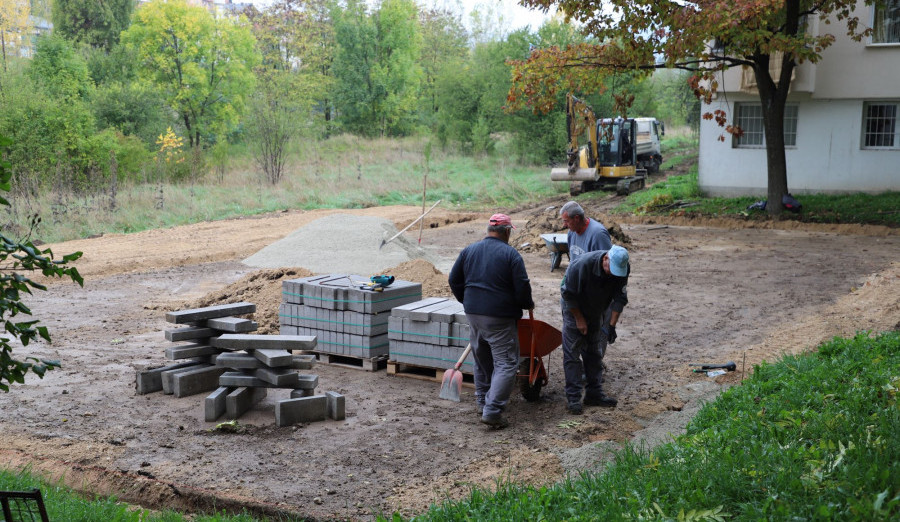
top-left (565, 93), bottom-right (598, 173)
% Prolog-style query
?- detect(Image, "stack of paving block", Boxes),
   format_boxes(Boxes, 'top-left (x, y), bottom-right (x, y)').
top-left (388, 298), bottom-right (473, 373)
top-left (279, 274), bottom-right (423, 366)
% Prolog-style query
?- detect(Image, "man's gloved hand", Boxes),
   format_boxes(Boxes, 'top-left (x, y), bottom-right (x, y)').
top-left (607, 325), bottom-right (617, 344)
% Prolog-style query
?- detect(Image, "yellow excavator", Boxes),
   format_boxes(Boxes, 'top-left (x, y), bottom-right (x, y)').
top-left (550, 93), bottom-right (649, 196)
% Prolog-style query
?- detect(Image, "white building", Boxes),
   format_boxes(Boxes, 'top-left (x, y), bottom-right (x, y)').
top-left (698, 1), bottom-right (900, 196)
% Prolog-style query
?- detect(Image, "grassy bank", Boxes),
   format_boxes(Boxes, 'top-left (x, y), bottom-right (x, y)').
top-left (4, 135), bottom-right (563, 243)
top-left (5, 333), bottom-right (897, 520)
top-left (406, 331), bottom-right (900, 520)
top-left (614, 147), bottom-right (900, 227)
top-left (0, 469), bottom-right (274, 521)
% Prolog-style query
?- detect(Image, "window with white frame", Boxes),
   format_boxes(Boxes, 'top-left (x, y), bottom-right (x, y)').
top-left (862, 102), bottom-right (898, 148)
top-left (733, 103), bottom-right (798, 148)
top-left (873, 0), bottom-right (900, 44)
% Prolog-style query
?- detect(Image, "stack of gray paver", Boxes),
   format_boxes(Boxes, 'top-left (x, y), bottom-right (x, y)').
top-left (279, 274), bottom-right (423, 369)
top-left (135, 302), bottom-right (347, 426)
top-left (388, 298), bottom-right (473, 373)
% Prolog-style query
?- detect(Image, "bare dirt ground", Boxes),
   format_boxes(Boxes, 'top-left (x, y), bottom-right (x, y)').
top-left (1, 195), bottom-right (899, 520)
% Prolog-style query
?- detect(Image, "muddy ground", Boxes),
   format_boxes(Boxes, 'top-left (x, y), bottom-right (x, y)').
top-left (1, 193), bottom-right (898, 520)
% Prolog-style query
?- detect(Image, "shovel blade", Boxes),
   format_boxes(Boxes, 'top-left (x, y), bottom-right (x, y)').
top-left (438, 369), bottom-right (463, 402)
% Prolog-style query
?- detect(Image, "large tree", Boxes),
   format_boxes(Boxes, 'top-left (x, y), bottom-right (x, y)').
top-left (511, 0), bottom-right (878, 216)
top-left (121, 0), bottom-right (259, 148)
top-left (418, 6), bottom-right (468, 128)
top-left (51, 0), bottom-right (133, 50)
top-left (332, 0), bottom-right (422, 136)
top-left (246, 0), bottom-right (334, 183)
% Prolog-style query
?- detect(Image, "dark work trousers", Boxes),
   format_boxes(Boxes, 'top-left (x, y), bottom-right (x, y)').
top-left (466, 313), bottom-right (520, 419)
top-left (561, 304), bottom-right (611, 406)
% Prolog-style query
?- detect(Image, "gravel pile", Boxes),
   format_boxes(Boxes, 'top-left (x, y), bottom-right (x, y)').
top-left (242, 213), bottom-right (439, 276)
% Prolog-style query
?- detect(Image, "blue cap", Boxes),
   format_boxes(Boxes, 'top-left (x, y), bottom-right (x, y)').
top-left (608, 245), bottom-right (629, 277)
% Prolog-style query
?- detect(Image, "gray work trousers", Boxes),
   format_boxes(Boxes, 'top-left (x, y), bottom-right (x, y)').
top-left (466, 314), bottom-right (520, 418)
top-left (561, 304), bottom-right (610, 405)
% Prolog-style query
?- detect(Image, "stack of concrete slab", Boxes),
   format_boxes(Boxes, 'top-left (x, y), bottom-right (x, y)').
top-left (135, 302), bottom-right (260, 397)
top-left (388, 298), bottom-right (473, 373)
top-left (279, 274), bottom-right (423, 369)
top-left (206, 333), bottom-right (319, 422)
top-left (135, 302), bottom-right (346, 426)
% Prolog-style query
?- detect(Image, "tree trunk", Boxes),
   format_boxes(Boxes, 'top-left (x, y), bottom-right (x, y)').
top-left (754, 52), bottom-right (794, 218)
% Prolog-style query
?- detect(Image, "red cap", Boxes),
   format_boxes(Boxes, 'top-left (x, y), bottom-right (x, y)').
top-left (489, 213), bottom-right (515, 228)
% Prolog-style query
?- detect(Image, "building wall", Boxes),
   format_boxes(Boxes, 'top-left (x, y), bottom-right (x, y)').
top-left (699, 95), bottom-right (900, 196)
top-left (699, 3), bottom-right (900, 196)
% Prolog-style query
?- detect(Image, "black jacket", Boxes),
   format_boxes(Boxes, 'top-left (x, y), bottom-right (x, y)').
top-left (448, 236), bottom-right (534, 318)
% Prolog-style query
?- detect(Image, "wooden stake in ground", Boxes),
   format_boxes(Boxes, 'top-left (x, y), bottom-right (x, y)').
top-left (418, 173), bottom-right (427, 244)
top-left (418, 142), bottom-right (432, 244)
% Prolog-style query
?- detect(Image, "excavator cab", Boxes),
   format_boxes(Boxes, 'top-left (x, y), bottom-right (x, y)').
top-left (597, 118), bottom-right (636, 169)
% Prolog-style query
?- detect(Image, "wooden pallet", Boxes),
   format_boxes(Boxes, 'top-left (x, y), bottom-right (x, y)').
top-left (386, 360), bottom-right (475, 388)
top-left (306, 351), bottom-right (388, 372)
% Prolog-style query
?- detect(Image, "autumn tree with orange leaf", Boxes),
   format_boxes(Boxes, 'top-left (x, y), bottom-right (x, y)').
top-left (509, 0), bottom-right (878, 216)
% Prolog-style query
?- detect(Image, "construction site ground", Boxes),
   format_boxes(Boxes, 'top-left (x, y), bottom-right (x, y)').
top-left (1, 188), bottom-right (899, 520)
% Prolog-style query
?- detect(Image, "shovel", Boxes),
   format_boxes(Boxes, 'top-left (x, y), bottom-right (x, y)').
top-left (439, 343), bottom-right (472, 402)
top-left (379, 200), bottom-right (441, 249)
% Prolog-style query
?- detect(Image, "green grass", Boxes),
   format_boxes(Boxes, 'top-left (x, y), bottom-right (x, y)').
top-left (4, 135), bottom-right (565, 243)
top-left (609, 139), bottom-right (900, 227)
top-left (400, 331), bottom-right (900, 520)
top-left (0, 468), bottom-right (271, 521)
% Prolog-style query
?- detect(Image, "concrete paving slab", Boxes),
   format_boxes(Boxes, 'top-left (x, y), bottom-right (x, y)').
top-left (165, 326), bottom-right (218, 342)
top-left (326, 391), bottom-right (346, 421)
top-left (226, 387), bottom-right (267, 419)
top-left (212, 334), bottom-right (317, 351)
top-left (252, 349), bottom-right (294, 367)
top-left (275, 395), bottom-right (327, 426)
top-left (162, 363), bottom-right (210, 394)
top-left (173, 366), bottom-right (227, 398)
top-left (135, 360), bottom-right (204, 395)
top-left (166, 302), bottom-right (256, 324)
top-left (254, 367), bottom-right (300, 387)
top-left (165, 343), bottom-right (220, 360)
top-left (204, 386), bottom-right (233, 422)
top-left (205, 317), bottom-right (258, 333)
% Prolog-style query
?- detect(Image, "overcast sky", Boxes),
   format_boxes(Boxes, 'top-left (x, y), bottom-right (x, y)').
top-left (245, 0), bottom-right (554, 32)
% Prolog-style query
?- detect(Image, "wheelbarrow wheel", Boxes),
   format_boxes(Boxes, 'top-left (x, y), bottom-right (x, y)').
top-left (519, 358), bottom-right (543, 402)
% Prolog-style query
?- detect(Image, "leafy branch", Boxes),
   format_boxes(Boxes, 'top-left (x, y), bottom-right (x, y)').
top-left (0, 134), bottom-right (84, 392)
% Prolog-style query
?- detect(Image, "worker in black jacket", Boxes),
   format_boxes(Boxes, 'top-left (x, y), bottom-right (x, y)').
top-left (449, 213), bottom-right (534, 429)
top-left (560, 246), bottom-right (630, 414)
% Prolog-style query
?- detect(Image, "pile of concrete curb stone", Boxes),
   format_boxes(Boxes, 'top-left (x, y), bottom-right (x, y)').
top-left (135, 302), bottom-right (346, 426)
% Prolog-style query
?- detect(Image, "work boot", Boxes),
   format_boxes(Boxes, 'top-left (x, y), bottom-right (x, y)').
top-left (476, 403), bottom-right (484, 416)
top-left (567, 402), bottom-right (583, 415)
top-left (584, 394), bottom-right (617, 408)
top-left (480, 414), bottom-right (509, 429)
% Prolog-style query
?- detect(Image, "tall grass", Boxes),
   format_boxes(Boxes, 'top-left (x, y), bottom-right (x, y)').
top-left (406, 331), bottom-right (900, 520)
top-left (4, 135), bottom-right (564, 243)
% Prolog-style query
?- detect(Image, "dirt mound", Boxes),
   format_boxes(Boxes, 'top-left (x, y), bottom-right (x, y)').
top-left (515, 204), bottom-right (632, 254)
top-left (386, 259), bottom-right (453, 298)
top-left (178, 260), bottom-right (453, 336)
top-left (183, 267), bottom-right (315, 334)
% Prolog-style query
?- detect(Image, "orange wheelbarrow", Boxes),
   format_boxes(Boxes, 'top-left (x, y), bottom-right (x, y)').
top-left (517, 310), bottom-right (562, 401)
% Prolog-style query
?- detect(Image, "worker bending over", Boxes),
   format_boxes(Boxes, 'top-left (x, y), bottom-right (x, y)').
top-left (560, 246), bottom-right (629, 414)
